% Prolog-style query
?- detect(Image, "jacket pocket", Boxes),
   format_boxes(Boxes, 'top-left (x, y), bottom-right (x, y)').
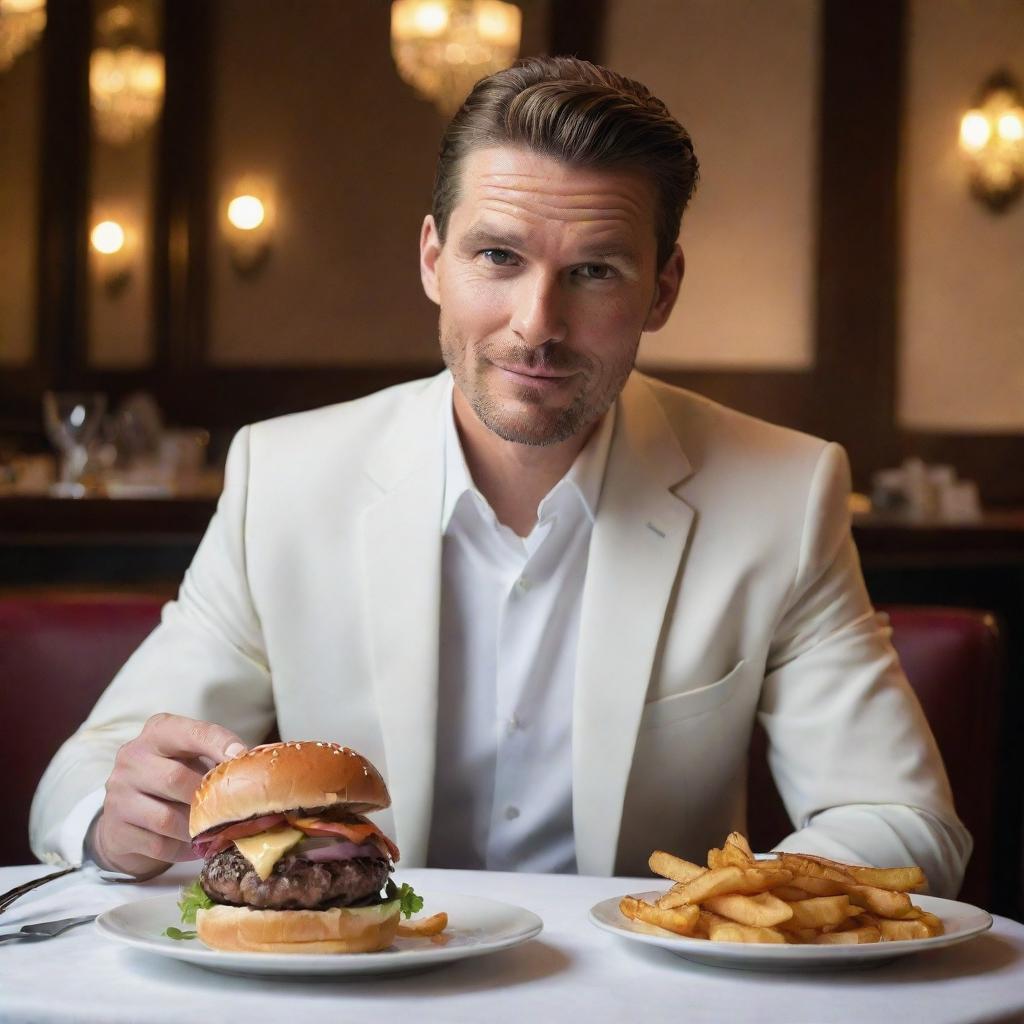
top-left (639, 660), bottom-right (748, 730)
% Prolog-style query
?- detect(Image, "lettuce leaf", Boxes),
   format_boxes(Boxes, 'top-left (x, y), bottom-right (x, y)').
top-left (177, 879), bottom-right (214, 924)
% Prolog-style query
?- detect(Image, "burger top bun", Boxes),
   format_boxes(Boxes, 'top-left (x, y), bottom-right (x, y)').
top-left (189, 741), bottom-right (390, 837)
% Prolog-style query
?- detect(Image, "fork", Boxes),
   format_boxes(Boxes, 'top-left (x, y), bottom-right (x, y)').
top-left (0, 915), bottom-right (97, 943)
top-left (0, 866), bottom-right (80, 914)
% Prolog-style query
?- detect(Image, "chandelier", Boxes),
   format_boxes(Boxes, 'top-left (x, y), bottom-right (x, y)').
top-left (89, 2), bottom-right (164, 145)
top-left (391, 0), bottom-right (521, 117)
top-left (0, 0), bottom-right (46, 72)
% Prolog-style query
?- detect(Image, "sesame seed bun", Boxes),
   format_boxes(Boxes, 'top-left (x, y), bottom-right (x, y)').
top-left (189, 741), bottom-right (391, 838)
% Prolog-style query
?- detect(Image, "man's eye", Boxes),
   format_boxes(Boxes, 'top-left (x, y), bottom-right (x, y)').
top-left (577, 263), bottom-right (615, 280)
top-left (481, 249), bottom-right (517, 266)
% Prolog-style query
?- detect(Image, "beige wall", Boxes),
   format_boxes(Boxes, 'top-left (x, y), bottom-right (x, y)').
top-left (0, 46), bottom-right (42, 368)
top-left (899, 0), bottom-right (1024, 432)
top-left (206, 0), bottom-right (550, 367)
top-left (605, 0), bottom-right (820, 370)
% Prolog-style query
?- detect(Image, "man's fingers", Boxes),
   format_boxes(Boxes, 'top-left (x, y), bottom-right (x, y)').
top-left (122, 790), bottom-right (193, 845)
top-left (128, 754), bottom-right (205, 805)
top-left (142, 713), bottom-right (247, 764)
top-left (115, 821), bottom-right (195, 864)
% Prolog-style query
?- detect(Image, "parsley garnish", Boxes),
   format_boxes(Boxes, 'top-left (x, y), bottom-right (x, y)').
top-left (398, 882), bottom-right (424, 919)
top-left (177, 878), bottom-right (215, 924)
top-left (385, 878), bottom-right (424, 918)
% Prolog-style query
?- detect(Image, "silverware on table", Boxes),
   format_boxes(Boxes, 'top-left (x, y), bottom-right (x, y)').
top-left (0, 915), bottom-right (97, 943)
top-left (0, 866), bottom-right (80, 914)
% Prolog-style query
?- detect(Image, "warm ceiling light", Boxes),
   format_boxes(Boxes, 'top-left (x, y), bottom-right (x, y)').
top-left (90, 219), bottom-right (125, 255)
top-left (410, 1), bottom-right (448, 35)
top-left (391, 0), bottom-right (521, 116)
top-left (959, 70), bottom-right (1024, 213)
top-left (89, 2), bottom-right (164, 145)
top-left (0, 0), bottom-right (46, 71)
top-left (89, 44), bottom-right (165, 145)
top-left (227, 194), bottom-right (266, 231)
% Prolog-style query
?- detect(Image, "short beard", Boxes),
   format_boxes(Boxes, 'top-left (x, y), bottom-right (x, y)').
top-left (439, 317), bottom-right (636, 447)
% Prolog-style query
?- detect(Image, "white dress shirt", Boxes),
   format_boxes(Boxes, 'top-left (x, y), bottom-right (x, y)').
top-left (426, 383), bottom-right (615, 873)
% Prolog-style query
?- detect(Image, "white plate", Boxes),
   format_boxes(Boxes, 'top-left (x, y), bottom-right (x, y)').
top-left (97, 892), bottom-right (542, 977)
top-left (589, 891), bottom-right (992, 971)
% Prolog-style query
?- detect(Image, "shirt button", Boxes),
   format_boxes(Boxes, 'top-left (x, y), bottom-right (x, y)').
top-left (504, 806), bottom-right (520, 821)
top-left (506, 713), bottom-right (521, 735)
top-left (516, 577), bottom-right (531, 592)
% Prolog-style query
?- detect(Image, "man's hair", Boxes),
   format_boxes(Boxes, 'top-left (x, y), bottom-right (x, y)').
top-left (432, 55), bottom-right (700, 269)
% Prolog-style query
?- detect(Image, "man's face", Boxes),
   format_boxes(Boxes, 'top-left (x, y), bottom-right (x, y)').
top-left (420, 146), bottom-right (683, 447)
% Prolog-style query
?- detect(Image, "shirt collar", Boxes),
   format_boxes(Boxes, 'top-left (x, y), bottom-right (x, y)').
top-left (441, 374), bottom-right (616, 534)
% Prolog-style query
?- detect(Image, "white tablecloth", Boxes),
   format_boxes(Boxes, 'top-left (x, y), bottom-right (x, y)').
top-left (2, 862), bottom-right (1023, 1024)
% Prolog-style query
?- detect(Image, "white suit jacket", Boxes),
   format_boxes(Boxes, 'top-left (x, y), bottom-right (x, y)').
top-left (30, 371), bottom-right (971, 894)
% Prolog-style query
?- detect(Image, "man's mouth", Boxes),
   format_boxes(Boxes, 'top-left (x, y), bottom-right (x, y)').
top-left (492, 362), bottom-right (576, 384)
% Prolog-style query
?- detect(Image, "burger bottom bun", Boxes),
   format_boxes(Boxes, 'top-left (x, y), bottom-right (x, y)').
top-left (195, 899), bottom-right (400, 954)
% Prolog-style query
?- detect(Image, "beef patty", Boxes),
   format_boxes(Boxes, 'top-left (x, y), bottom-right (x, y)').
top-left (200, 847), bottom-right (390, 910)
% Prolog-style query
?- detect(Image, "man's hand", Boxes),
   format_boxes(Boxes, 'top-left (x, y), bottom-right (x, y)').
top-left (91, 714), bottom-right (247, 879)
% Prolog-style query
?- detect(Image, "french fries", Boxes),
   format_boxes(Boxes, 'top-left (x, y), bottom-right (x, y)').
top-left (619, 896), bottom-right (700, 935)
top-left (396, 911), bottom-right (449, 938)
top-left (623, 833), bottom-right (943, 946)
top-left (702, 892), bottom-right (793, 928)
top-left (648, 850), bottom-right (706, 884)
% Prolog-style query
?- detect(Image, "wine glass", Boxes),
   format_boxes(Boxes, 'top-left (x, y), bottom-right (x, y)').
top-left (42, 391), bottom-right (108, 497)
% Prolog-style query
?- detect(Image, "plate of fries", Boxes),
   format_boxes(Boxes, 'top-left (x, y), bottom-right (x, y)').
top-left (590, 833), bottom-right (992, 971)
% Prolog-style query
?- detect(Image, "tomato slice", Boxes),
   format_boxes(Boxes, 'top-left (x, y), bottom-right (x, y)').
top-left (285, 814), bottom-right (401, 862)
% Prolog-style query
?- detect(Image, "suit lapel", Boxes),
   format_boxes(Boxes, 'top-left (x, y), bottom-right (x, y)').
top-left (573, 374), bottom-right (695, 876)
top-left (359, 374), bottom-right (447, 867)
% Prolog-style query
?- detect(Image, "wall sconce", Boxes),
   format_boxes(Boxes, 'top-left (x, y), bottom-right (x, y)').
top-left (90, 219), bottom-right (131, 294)
top-left (225, 192), bottom-right (271, 274)
top-left (959, 70), bottom-right (1024, 213)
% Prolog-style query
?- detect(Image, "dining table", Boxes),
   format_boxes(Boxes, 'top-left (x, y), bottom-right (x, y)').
top-left (2, 861), bottom-right (1024, 1024)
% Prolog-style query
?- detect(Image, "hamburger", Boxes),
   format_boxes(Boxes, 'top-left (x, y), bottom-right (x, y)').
top-left (178, 741), bottom-right (416, 954)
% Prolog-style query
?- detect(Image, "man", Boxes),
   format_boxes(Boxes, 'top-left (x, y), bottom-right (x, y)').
top-left (30, 57), bottom-right (970, 894)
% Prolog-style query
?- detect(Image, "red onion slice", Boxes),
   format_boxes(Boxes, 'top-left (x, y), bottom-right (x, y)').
top-left (300, 840), bottom-right (384, 862)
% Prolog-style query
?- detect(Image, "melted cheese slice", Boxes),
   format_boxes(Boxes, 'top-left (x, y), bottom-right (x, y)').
top-left (233, 825), bottom-right (304, 880)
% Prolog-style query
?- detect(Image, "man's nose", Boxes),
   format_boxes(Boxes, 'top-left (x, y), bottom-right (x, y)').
top-left (509, 272), bottom-right (568, 347)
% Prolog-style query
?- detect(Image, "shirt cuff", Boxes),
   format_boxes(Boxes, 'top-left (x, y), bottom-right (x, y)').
top-left (38, 787), bottom-right (106, 869)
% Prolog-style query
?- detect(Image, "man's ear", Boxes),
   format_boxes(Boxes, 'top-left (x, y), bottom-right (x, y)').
top-left (643, 244), bottom-right (685, 333)
top-left (420, 215), bottom-right (442, 306)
